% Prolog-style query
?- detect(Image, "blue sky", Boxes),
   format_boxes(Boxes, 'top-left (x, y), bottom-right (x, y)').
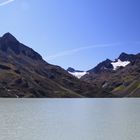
top-left (0, 0), bottom-right (140, 70)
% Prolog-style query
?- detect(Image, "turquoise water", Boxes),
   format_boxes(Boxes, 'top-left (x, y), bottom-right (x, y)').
top-left (0, 99), bottom-right (139, 140)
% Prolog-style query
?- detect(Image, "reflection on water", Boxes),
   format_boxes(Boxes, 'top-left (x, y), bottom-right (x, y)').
top-left (0, 99), bottom-right (139, 140)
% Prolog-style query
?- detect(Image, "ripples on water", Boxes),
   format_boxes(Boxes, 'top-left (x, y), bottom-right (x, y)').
top-left (0, 99), bottom-right (139, 140)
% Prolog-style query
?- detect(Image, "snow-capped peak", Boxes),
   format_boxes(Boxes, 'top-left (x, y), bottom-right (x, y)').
top-left (111, 59), bottom-right (130, 70)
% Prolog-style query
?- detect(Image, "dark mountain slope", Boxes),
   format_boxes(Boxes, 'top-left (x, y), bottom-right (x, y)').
top-left (118, 52), bottom-right (140, 62)
top-left (88, 59), bottom-right (113, 73)
top-left (81, 53), bottom-right (140, 97)
top-left (0, 33), bottom-right (108, 98)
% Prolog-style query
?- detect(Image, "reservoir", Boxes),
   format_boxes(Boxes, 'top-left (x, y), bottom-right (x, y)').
top-left (0, 99), bottom-right (139, 140)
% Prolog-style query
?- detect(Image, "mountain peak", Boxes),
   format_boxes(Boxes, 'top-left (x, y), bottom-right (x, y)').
top-left (105, 58), bottom-right (112, 62)
top-left (0, 32), bottom-right (20, 54)
top-left (0, 33), bottom-right (42, 60)
top-left (3, 32), bottom-right (14, 37)
top-left (67, 67), bottom-right (84, 72)
top-left (2, 32), bottom-right (18, 42)
top-left (118, 52), bottom-right (129, 59)
top-left (118, 52), bottom-right (137, 62)
top-left (120, 52), bottom-right (128, 55)
top-left (67, 67), bottom-right (75, 72)
top-left (88, 59), bottom-right (113, 73)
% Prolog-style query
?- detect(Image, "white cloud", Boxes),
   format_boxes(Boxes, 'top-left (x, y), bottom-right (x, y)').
top-left (47, 43), bottom-right (121, 60)
top-left (0, 0), bottom-right (15, 6)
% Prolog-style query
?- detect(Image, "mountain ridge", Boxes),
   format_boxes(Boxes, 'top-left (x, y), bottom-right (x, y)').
top-left (81, 52), bottom-right (140, 97)
top-left (0, 32), bottom-right (139, 97)
top-left (0, 33), bottom-right (109, 98)
top-left (68, 52), bottom-right (140, 74)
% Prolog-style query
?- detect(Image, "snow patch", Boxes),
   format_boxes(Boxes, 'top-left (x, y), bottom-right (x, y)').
top-left (111, 59), bottom-right (130, 70)
top-left (68, 71), bottom-right (88, 79)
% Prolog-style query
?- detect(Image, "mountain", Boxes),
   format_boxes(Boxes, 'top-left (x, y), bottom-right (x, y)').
top-left (0, 32), bottom-right (139, 97)
top-left (118, 52), bottom-right (139, 62)
top-left (68, 52), bottom-right (133, 78)
top-left (67, 67), bottom-right (87, 79)
top-left (88, 59), bottom-right (113, 73)
top-left (67, 67), bottom-right (84, 73)
top-left (87, 53), bottom-right (136, 73)
top-left (81, 52), bottom-right (140, 97)
top-left (0, 33), bottom-right (110, 98)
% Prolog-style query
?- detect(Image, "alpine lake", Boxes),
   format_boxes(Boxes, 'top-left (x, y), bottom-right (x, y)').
top-left (0, 98), bottom-right (139, 140)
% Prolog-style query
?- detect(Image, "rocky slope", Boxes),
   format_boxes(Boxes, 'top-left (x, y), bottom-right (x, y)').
top-left (0, 33), bottom-right (111, 98)
top-left (81, 53), bottom-right (140, 97)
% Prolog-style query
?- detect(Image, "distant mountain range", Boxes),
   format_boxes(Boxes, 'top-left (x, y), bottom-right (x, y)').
top-left (67, 52), bottom-right (140, 97)
top-left (0, 32), bottom-right (139, 97)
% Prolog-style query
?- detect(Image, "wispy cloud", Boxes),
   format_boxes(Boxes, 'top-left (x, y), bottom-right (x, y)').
top-left (0, 0), bottom-right (15, 6)
top-left (47, 43), bottom-right (121, 60)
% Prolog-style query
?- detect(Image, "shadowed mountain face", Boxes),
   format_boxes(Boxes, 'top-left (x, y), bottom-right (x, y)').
top-left (118, 52), bottom-right (140, 62)
top-left (0, 33), bottom-right (111, 98)
top-left (0, 33), bottom-right (42, 60)
top-left (88, 59), bottom-right (113, 73)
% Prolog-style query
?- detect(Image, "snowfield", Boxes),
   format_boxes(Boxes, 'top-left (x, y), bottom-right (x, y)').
top-left (68, 71), bottom-right (88, 79)
top-left (111, 59), bottom-right (130, 70)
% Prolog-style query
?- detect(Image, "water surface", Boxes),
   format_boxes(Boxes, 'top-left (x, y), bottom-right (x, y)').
top-left (0, 99), bottom-right (139, 140)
